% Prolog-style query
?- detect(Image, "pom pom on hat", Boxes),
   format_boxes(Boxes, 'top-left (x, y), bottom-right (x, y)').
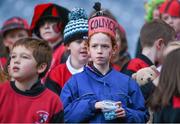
top-left (68, 8), bottom-right (88, 21)
top-left (63, 8), bottom-right (88, 45)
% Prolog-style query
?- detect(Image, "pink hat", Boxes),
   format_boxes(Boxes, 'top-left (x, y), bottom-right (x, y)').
top-left (88, 2), bottom-right (117, 40)
top-left (88, 16), bottom-right (116, 39)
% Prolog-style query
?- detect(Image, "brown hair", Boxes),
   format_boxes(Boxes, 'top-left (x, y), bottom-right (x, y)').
top-left (0, 68), bottom-right (9, 83)
top-left (140, 19), bottom-right (175, 47)
top-left (148, 48), bottom-right (180, 110)
top-left (0, 35), bottom-right (8, 57)
top-left (114, 26), bottom-right (130, 67)
top-left (115, 27), bottom-right (128, 55)
top-left (12, 37), bottom-right (52, 78)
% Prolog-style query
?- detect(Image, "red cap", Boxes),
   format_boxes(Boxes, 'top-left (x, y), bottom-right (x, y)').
top-left (159, 0), bottom-right (180, 17)
top-left (1, 17), bottom-right (29, 37)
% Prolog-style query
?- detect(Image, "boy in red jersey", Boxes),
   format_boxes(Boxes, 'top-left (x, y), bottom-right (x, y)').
top-left (0, 38), bottom-right (63, 123)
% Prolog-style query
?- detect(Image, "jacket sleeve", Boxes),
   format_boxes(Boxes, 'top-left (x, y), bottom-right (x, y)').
top-left (60, 76), bottom-right (98, 123)
top-left (124, 78), bottom-right (149, 123)
top-left (140, 81), bottom-right (156, 100)
top-left (120, 62), bottom-right (135, 77)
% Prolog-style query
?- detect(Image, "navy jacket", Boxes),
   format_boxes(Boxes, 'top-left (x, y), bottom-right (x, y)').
top-left (60, 66), bottom-right (149, 123)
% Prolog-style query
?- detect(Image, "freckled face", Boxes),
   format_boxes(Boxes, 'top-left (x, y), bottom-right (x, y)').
top-left (89, 33), bottom-right (114, 67)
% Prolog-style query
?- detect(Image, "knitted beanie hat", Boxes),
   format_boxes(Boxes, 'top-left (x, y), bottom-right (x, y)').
top-left (63, 8), bottom-right (88, 45)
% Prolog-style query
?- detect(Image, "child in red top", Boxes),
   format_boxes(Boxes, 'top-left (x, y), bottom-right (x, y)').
top-left (31, 3), bottom-right (70, 70)
top-left (0, 38), bottom-right (63, 123)
top-left (45, 8), bottom-right (89, 94)
top-left (121, 19), bottom-right (175, 76)
top-left (0, 16), bottom-right (30, 69)
top-left (159, 0), bottom-right (180, 40)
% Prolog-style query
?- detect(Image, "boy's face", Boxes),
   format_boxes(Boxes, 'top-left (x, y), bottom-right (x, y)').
top-left (39, 21), bottom-right (61, 43)
top-left (161, 13), bottom-right (174, 28)
top-left (68, 39), bottom-right (88, 65)
top-left (3, 29), bottom-right (29, 50)
top-left (9, 46), bottom-right (38, 82)
top-left (153, 8), bottom-right (160, 20)
top-left (171, 17), bottom-right (180, 33)
top-left (89, 33), bottom-right (114, 67)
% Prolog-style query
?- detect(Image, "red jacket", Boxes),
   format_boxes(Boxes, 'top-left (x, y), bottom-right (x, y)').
top-left (121, 54), bottom-right (154, 76)
top-left (45, 63), bottom-right (72, 94)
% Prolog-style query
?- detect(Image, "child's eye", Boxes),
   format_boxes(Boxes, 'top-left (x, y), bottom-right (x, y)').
top-left (91, 45), bottom-right (97, 48)
top-left (10, 55), bottom-right (16, 59)
top-left (22, 56), bottom-right (29, 59)
top-left (102, 45), bottom-right (109, 48)
top-left (18, 33), bottom-right (26, 38)
top-left (75, 39), bottom-right (83, 44)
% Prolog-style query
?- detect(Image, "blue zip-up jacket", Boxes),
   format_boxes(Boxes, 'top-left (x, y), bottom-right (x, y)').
top-left (60, 66), bottom-right (149, 123)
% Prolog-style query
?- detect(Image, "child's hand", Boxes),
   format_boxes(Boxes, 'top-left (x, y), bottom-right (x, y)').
top-left (115, 101), bottom-right (126, 118)
top-left (95, 101), bottom-right (104, 110)
top-left (115, 107), bottom-right (126, 118)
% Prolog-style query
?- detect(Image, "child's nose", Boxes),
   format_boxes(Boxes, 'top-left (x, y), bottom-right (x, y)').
top-left (14, 57), bottom-right (20, 64)
top-left (80, 41), bottom-right (87, 47)
top-left (97, 46), bottom-right (103, 53)
top-left (44, 22), bottom-right (50, 29)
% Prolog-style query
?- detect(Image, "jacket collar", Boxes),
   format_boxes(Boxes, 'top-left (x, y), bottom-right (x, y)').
top-left (10, 80), bottom-right (45, 96)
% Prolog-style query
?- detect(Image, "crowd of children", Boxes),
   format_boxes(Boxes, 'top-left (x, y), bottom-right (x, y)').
top-left (0, 0), bottom-right (180, 123)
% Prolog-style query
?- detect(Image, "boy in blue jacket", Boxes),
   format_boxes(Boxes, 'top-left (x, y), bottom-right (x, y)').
top-left (60, 2), bottom-right (149, 123)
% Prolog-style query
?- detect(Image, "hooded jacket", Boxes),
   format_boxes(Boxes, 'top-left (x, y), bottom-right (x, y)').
top-left (60, 65), bottom-right (149, 123)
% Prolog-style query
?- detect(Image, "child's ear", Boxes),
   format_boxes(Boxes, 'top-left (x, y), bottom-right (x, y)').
top-left (155, 38), bottom-right (164, 50)
top-left (66, 44), bottom-right (70, 50)
top-left (3, 39), bottom-right (9, 47)
top-left (37, 63), bottom-right (47, 74)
